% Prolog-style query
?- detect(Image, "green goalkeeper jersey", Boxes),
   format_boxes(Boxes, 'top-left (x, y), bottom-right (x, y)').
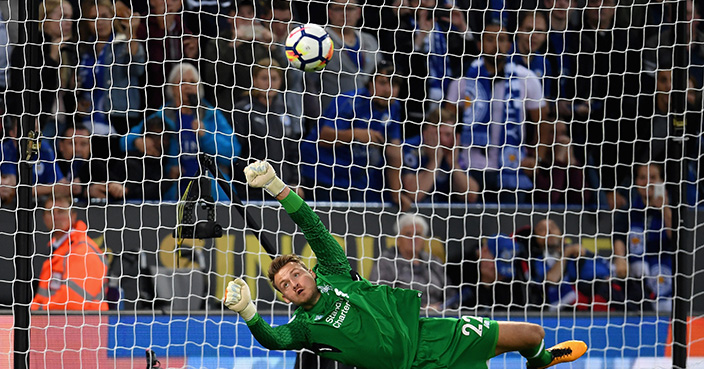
top-left (246, 192), bottom-right (422, 369)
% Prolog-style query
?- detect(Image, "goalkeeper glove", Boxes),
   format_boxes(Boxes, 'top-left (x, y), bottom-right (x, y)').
top-left (244, 160), bottom-right (286, 197)
top-left (224, 278), bottom-right (257, 321)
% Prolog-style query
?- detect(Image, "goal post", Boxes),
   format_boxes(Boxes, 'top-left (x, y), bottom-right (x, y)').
top-left (671, 0), bottom-right (694, 367)
top-left (14, 0), bottom-right (41, 367)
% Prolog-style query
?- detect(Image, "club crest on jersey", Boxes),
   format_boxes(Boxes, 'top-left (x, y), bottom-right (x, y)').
top-left (318, 284), bottom-right (332, 294)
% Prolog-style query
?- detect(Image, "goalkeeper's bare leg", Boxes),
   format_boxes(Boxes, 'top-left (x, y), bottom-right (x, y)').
top-left (495, 322), bottom-right (587, 368)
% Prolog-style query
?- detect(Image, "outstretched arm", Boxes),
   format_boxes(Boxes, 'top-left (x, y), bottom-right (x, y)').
top-left (224, 278), bottom-right (309, 350)
top-left (245, 161), bottom-right (351, 276)
top-left (246, 314), bottom-right (309, 350)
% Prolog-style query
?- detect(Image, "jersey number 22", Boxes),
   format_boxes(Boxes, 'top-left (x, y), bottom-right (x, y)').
top-left (461, 316), bottom-right (483, 337)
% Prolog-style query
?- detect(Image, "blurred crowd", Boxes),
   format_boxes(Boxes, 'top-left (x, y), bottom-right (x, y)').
top-left (372, 199), bottom-right (673, 314)
top-left (0, 0), bottom-right (700, 210)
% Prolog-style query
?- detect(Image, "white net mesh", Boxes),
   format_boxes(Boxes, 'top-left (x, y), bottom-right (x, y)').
top-left (0, 0), bottom-right (702, 368)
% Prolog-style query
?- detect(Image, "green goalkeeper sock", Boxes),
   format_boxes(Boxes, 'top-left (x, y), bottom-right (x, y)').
top-left (520, 339), bottom-right (552, 367)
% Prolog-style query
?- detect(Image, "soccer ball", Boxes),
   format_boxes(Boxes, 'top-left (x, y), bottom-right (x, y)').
top-left (285, 23), bottom-right (334, 72)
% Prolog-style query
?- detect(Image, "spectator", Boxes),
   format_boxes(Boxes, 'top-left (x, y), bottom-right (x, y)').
top-left (446, 233), bottom-right (528, 311)
top-left (522, 219), bottom-right (624, 311)
top-left (0, 7), bottom-right (10, 94)
top-left (232, 58), bottom-right (301, 200)
top-left (76, 0), bottom-right (145, 157)
top-left (376, 1), bottom-right (478, 129)
top-left (32, 194), bottom-right (108, 311)
top-left (561, 0), bottom-right (635, 121)
top-left (55, 123), bottom-right (115, 201)
top-left (412, 0), bottom-right (473, 105)
top-left (262, 0), bottom-right (305, 135)
top-left (613, 163), bottom-right (673, 312)
top-left (376, 0), bottom-right (427, 124)
top-left (369, 213), bottom-right (445, 311)
top-left (636, 65), bottom-right (702, 206)
top-left (0, 118), bottom-right (71, 199)
top-left (182, 0), bottom-right (232, 38)
top-left (446, 22), bottom-right (546, 203)
top-left (559, 0), bottom-right (641, 203)
top-left (114, 1), bottom-right (142, 42)
top-left (114, 0), bottom-right (149, 15)
top-left (543, 0), bottom-right (578, 118)
top-left (465, 0), bottom-right (523, 32)
top-left (472, 234), bottom-right (527, 310)
top-left (636, 68), bottom-right (703, 165)
top-left (201, 0), bottom-right (272, 120)
top-left (137, 0), bottom-right (198, 109)
top-left (530, 120), bottom-right (591, 206)
top-left (299, 61), bottom-right (406, 208)
top-left (109, 116), bottom-right (176, 201)
top-left (122, 62), bottom-right (239, 200)
top-left (521, 219), bottom-right (577, 309)
top-left (55, 124), bottom-right (92, 183)
top-left (315, 0), bottom-right (378, 115)
top-left (7, 0), bottom-right (78, 138)
top-left (0, 158), bottom-right (16, 207)
top-left (616, 0), bottom-right (669, 48)
top-left (401, 104), bottom-right (479, 205)
top-left (511, 11), bottom-right (553, 102)
top-left (642, 0), bottom-right (704, 89)
top-left (642, 67), bottom-right (703, 203)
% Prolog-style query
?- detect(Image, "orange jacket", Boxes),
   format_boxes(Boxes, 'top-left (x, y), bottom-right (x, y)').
top-left (31, 220), bottom-right (108, 311)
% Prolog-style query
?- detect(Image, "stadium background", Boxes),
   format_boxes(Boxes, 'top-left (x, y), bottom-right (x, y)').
top-left (1, 0), bottom-right (703, 368)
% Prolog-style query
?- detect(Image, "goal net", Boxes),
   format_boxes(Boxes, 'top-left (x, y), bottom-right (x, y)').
top-left (0, 0), bottom-right (702, 368)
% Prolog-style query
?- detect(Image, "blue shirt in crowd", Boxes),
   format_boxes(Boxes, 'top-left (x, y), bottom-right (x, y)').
top-left (531, 250), bottom-right (612, 307)
top-left (0, 139), bottom-right (64, 185)
top-left (121, 100), bottom-right (240, 201)
top-left (300, 88), bottom-right (402, 200)
top-left (614, 189), bottom-right (673, 308)
top-left (400, 134), bottom-right (454, 203)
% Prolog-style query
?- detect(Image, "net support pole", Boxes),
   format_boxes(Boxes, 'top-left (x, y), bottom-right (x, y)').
top-left (13, 0), bottom-right (39, 367)
top-left (198, 154), bottom-right (278, 257)
top-left (670, 0), bottom-right (691, 367)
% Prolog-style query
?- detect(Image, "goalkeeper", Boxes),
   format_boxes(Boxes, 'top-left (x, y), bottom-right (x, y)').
top-left (225, 160), bottom-right (587, 369)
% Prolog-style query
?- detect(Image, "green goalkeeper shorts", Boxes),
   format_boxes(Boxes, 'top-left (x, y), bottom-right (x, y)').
top-left (412, 316), bottom-right (499, 369)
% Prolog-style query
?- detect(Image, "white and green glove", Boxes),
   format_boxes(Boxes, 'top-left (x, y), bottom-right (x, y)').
top-left (224, 278), bottom-right (257, 321)
top-left (244, 160), bottom-right (286, 197)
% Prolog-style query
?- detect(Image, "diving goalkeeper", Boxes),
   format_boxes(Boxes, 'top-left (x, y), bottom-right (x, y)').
top-left (225, 160), bottom-right (587, 369)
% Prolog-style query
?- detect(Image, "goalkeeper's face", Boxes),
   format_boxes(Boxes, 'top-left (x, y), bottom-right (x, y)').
top-left (274, 262), bottom-right (321, 309)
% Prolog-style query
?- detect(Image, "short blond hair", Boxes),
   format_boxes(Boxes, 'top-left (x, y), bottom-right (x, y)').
top-left (268, 254), bottom-right (307, 290)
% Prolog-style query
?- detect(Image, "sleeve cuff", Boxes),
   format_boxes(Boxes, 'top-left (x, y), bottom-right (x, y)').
top-left (245, 312), bottom-right (262, 327)
top-left (279, 190), bottom-right (304, 213)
